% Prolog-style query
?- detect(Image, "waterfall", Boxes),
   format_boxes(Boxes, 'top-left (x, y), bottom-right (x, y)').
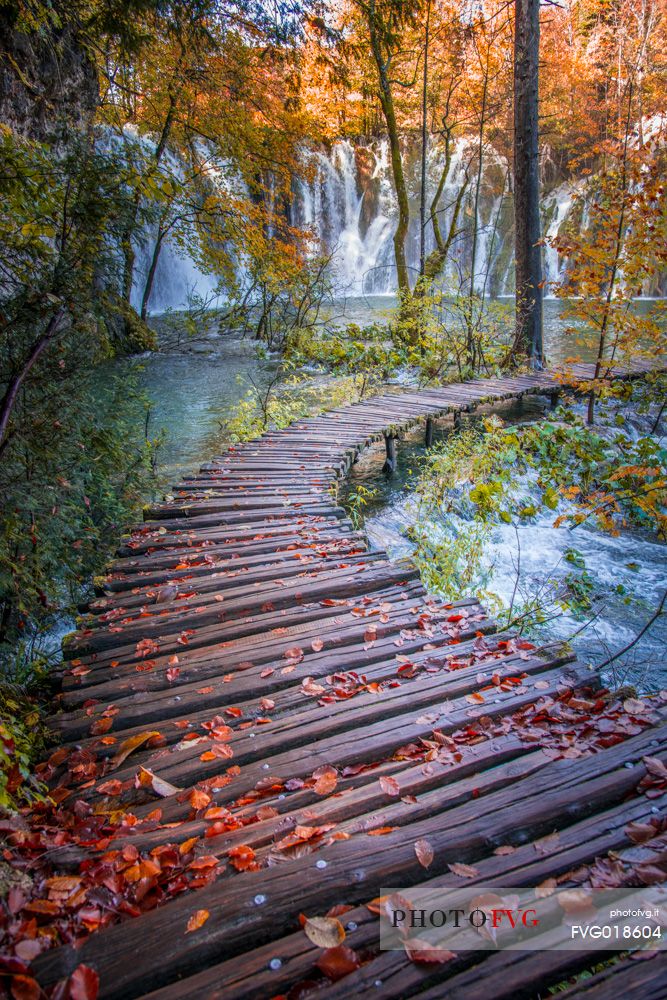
top-left (131, 236), bottom-right (219, 315)
top-left (117, 129), bottom-right (223, 315)
top-left (122, 126), bottom-right (623, 311)
top-left (292, 138), bottom-right (586, 299)
top-left (293, 140), bottom-right (396, 295)
top-left (542, 181), bottom-right (583, 288)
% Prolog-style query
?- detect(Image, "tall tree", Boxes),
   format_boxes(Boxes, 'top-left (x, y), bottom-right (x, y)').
top-left (418, 0), bottom-right (430, 278)
top-left (356, 0), bottom-right (420, 295)
top-left (513, 0), bottom-right (544, 367)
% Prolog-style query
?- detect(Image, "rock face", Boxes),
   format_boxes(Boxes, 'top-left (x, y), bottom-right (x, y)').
top-left (0, 2), bottom-right (98, 140)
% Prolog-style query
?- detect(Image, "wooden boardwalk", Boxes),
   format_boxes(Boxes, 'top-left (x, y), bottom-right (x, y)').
top-left (29, 363), bottom-right (667, 998)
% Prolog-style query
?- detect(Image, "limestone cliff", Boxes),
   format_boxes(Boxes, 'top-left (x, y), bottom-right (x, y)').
top-left (0, 2), bottom-right (98, 140)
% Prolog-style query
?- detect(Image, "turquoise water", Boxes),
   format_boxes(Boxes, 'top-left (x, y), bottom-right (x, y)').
top-left (135, 296), bottom-right (662, 475)
top-left (126, 337), bottom-right (275, 483)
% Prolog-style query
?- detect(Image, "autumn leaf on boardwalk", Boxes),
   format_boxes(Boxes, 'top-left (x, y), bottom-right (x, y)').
top-left (534, 832), bottom-right (560, 855)
top-left (228, 844), bottom-right (256, 870)
top-left (64, 965), bottom-right (99, 1000)
top-left (303, 915), bottom-right (346, 948)
top-left (448, 862), bottom-right (479, 879)
top-left (404, 940), bottom-right (457, 965)
top-left (284, 645), bottom-right (304, 663)
top-left (110, 731), bottom-right (162, 769)
top-left (313, 766), bottom-right (338, 795)
top-left (136, 766), bottom-right (182, 797)
top-left (188, 788), bottom-right (211, 810)
top-left (186, 909), bottom-right (210, 933)
top-left (316, 944), bottom-right (360, 980)
top-left (379, 775), bottom-right (400, 796)
top-left (136, 637), bottom-right (159, 658)
top-left (415, 838), bottom-right (434, 868)
top-left (10, 974), bottom-right (42, 1000)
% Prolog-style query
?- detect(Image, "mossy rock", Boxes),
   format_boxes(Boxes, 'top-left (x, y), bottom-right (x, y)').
top-left (97, 291), bottom-right (158, 354)
top-left (122, 304), bottom-right (157, 353)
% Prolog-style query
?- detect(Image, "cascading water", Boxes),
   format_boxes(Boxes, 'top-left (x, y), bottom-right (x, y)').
top-left (291, 137), bottom-right (583, 298)
top-left (131, 236), bottom-right (219, 315)
top-left (127, 126), bottom-right (664, 311)
top-left (542, 181), bottom-right (584, 288)
top-left (292, 140), bottom-right (397, 295)
top-left (122, 130), bottom-right (222, 315)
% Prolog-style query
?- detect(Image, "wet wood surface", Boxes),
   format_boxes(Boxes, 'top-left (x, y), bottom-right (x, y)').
top-left (34, 362), bottom-right (667, 998)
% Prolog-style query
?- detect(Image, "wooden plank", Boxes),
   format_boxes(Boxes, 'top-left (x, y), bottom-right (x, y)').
top-left (78, 647), bottom-right (573, 798)
top-left (62, 578), bottom-right (435, 676)
top-left (64, 561), bottom-right (423, 657)
top-left (83, 661), bottom-right (582, 825)
top-left (62, 578), bottom-right (433, 681)
top-left (139, 793), bottom-right (664, 1000)
top-left (32, 727), bottom-right (666, 998)
top-left (28, 364), bottom-right (665, 1000)
top-left (557, 955), bottom-right (667, 998)
top-left (54, 587), bottom-right (442, 726)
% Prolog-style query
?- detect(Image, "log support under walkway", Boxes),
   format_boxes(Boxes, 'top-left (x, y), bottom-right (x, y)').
top-left (383, 432), bottom-right (398, 473)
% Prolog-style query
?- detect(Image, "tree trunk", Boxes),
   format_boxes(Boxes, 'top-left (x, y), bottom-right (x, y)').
top-left (121, 90), bottom-right (179, 312)
top-left (121, 225), bottom-right (137, 305)
top-left (586, 85), bottom-right (633, 425)
top-left (381, 82), bottom-right (410, 294)
top-left (421, 130), bottom-right (469, 284)
top-left (0, 308), bottom-right (66, 454)
top-left (513, 0), bottom-right (544, 368)
top-left (368, 1), bottom-right (411, 295)
top-left (469, 74), bottom-right (487, 307)
top-left (419, 2), bottom-right (430, 279)
top-left (140, 226), bottom-right (166, 321)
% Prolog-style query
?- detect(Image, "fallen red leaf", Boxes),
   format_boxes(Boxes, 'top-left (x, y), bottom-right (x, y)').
top-left (315, 945), bottom-right (360, 981)
top-left (69, 964), bottom-right (100, 1000)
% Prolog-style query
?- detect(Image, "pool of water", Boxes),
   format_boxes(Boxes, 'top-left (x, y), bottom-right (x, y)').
top-left (120, 335), bottom-right (276, 484)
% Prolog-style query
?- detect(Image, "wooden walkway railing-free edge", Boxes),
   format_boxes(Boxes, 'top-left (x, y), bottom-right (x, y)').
top-left (24, 359), bottom-right (667, 999)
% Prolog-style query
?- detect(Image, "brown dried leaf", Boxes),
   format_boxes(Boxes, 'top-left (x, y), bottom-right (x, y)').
top-left (448, 862), bottom-right (479, 879)
top-left (404, 940), bottom-right (457, 965)
top-left (110, 731), bottom-right (162, 770)
top-left (303, 915), bottom-right (346, 948)
top-left (415, 838), bottom-right (434, 868)
top-left (136, 766), bottom-right (181, 797)
top-left (534, 831), bottom-right (560, 855)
